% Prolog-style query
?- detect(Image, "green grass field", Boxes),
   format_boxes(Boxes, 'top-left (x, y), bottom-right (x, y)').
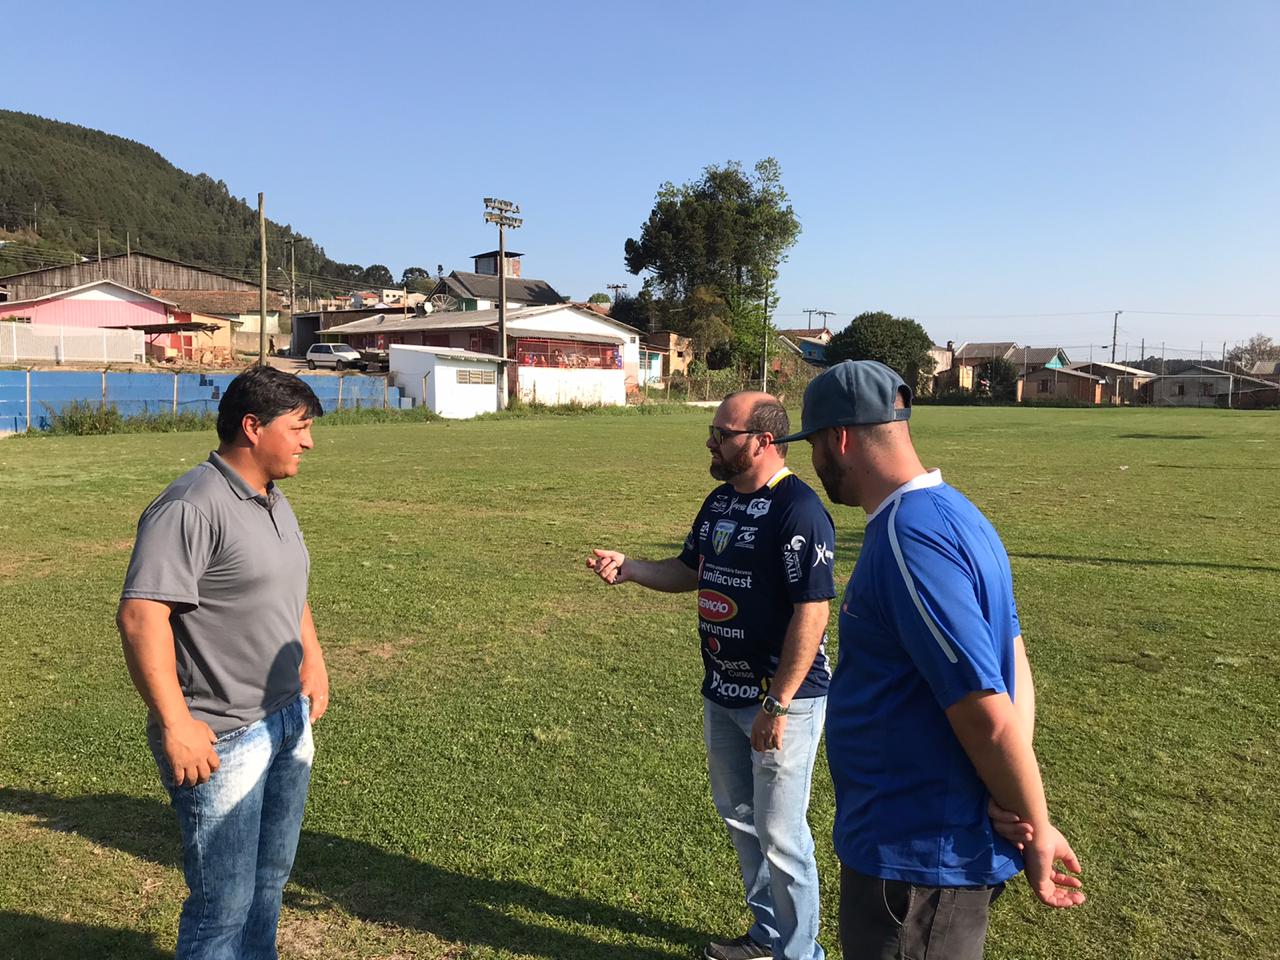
top-left (0, 406), bottom-right (1276, 960)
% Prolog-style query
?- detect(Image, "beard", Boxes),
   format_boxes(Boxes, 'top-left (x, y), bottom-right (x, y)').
top-left (813, 435), bottom-right (853, 505)
top-left (709, 446), bottom-right (754, 482)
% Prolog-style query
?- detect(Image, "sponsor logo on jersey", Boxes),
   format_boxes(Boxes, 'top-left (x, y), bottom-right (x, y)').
top-left (698, 589), bottom-right (738, 622)
top-left (812, 542), bottom-right (834, 567)
top-left (712, 519), bottom-right (736, 555)
top-left (701, 564), bottom-right (753, 588)
top-left (746, 497), bottom-right (772, 518)
top-left (783, 548), bottom-right (803, 583)
top-left (735, 525), bottom-right (757, 548)
top-left (789, 535), bottom-right (807, 552)
top-left (710, 494), bottom-right (732, 514)
top-left (698, 520), bottom-right (710, 541)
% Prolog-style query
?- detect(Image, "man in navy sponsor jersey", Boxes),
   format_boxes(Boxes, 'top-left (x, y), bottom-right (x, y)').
top-left (587, 391), bottom-right (835, 960)
top-left (778, 361), bottom-right (1084, 960)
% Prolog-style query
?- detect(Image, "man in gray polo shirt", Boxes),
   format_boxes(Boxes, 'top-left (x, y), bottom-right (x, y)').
top-left (118, 366), bottom-right (328, 960)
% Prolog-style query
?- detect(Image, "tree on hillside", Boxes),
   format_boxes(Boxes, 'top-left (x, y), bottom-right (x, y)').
top-left (826, 312), bottom-right (936, 389)
top-left (1227, 333), bottom-right (1280, 370)
top-left (400, 266), bottom-right (434, 293)
top-left (361, 264), bottom-right (394, 287)
top-left (624, 158), bottom-right (800, 369)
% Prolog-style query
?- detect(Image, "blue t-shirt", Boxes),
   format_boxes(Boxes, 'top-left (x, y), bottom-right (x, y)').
top-left (678, 469), bottom-right (836, 707)
top-left (826, 471), bottom-right (1024, 887)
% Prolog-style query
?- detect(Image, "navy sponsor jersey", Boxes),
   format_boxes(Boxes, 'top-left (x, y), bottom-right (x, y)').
top-left (678, 468), bottom-right (837, 707)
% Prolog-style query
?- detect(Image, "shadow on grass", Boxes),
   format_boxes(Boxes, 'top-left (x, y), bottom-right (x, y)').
top-left (0, 788), bottom-right (702, 960)
top-left (1008, 551), bottom-right (1280, 574)
top-left (1118, 433), bottom-right (1209, 440)
top-left (0, 911), bottom-right (169, 959)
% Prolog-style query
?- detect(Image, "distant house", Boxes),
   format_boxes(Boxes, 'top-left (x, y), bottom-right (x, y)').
top-left (939, 342), bottom-right (1020, 391)
top-left (428, 251), bottom-right (564, 311)
top-left (1248, 359), bottom-right (1280, 382)
top-left (0, 250), bottom-right (286, 344)
top-left (326, 303), bottom-right (642, 406)
top-left (0, 278), bottom-right (175, 329)
top-left (1146, 365), bottom-right (1277, 408)
top-left (1068, 361), bottom-right (1154, 405)
top-left (776, 326), bottom-right (832, 364)
top-left (1015, 346), bottom-right (1071, 373)
top-left (645, 329), bottom-right (692, 379)
top-left (1017, 366), bottom-right (1102, 404)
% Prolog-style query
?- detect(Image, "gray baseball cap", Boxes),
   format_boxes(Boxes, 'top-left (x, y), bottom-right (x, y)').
top-left (776, 360), bottom-right (912, 443)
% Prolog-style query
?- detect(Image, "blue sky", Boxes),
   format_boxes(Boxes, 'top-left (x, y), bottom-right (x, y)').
top-left (7, 0), bottom-right (1278, 357)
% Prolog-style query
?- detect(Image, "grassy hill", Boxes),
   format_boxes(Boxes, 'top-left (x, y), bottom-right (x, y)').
top-left (0, 110), bottom-right (367, 293)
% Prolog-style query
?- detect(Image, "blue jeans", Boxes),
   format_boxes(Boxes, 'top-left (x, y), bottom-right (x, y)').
top-left (149, 695), bottom-right (314, 960)
top-left (704, 696), bottom-right (827, 960)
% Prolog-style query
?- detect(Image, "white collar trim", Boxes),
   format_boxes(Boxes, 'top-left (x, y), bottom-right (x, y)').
top-left (866, 469), bottom-right (943, 522)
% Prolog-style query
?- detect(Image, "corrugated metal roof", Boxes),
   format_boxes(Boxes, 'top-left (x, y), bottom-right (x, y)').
top-left (389, 344), bottom-right (514, 364)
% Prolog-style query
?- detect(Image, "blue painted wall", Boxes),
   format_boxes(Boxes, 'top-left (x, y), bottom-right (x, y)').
top-left (0, 370), bottom-right (400, 432)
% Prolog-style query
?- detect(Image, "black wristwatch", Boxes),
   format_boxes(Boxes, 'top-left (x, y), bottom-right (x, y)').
top-left (762, 695), bottom-right (789, 717)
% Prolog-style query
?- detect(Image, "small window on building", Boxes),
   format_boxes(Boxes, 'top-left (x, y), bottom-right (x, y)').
top-left (1201, 382), bottom-right (1214, 397)
top-left (1176, 383), bottom-right (1185, 396)
top-left (1037, 379), bottom-right (1049, 393)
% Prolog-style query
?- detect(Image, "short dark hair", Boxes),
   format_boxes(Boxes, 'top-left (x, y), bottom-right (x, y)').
top-left (216, 366), bottom-right (323, 443)
top-left (745, 397), bottom-right (790, 458)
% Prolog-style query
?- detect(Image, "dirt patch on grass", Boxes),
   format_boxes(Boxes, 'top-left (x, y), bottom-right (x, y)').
top-left (0, 537), bottom-right (134, 582)
top-left (278, 905), bottom-right (459, 959)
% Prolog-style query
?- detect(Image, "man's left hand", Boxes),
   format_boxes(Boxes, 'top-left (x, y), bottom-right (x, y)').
top-left (300, 657), bottom-right (330, 724)
top-left (751, 709), bottom-right (786, 752)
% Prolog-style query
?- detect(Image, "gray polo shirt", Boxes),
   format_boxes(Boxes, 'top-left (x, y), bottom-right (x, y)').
top-left (122, 451), bottom-right (311, 734)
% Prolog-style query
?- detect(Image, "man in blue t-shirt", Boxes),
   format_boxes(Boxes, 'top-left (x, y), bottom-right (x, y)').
top-left (777, 361), bottom-right (1085, 960)
top-left (587, 391), bottom-right (835, 960)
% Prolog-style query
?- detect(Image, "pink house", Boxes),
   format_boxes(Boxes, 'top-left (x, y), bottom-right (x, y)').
top-left (0, 279), bottom-right (177, 330)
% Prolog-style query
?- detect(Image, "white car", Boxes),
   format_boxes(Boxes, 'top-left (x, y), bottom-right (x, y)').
top-left (305, 343), bottom-right (365, 371)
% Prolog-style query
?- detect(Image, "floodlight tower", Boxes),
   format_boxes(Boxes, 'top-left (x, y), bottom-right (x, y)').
top-left (484, 197), bottom-right (523, 408)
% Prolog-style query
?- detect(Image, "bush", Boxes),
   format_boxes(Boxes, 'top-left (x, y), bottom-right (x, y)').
top-left (39, 401), bottom-right (219, 435)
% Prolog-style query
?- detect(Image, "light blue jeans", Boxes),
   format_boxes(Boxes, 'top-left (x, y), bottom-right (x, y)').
top-left (704, 696), bottom-right (827, 960)
top-left (148, 695), bottom-right (314, 960)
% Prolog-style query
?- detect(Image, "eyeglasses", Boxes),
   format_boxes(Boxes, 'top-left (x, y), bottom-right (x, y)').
top-left (708, 426), bottom-right (763, 445)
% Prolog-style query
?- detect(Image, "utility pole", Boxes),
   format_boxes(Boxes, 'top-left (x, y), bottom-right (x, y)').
top-left (1160, 341), bottom-right (1166, 375)
top-left (96, 229), bottom-right (102, 277)
top-left (258, 193), bottom-right (268, 366)
top-left (814, 310), bottom-right (837, 328)
top-left (606, 283), bottom-right (628, 302)
top-left (1111, 310), bottom-right (1122, 363)
top-left (284, 238), bottom-right (298, 342)
top-left (1140, 338), bottom-right (1144, 368)
top-left (126, 231), bottom-right (132, 287)
top-left (483, 197), bottom-right (522, 408)
top-left (803, 308), bottom-right (818, 327)
top-left (761, 274), bottom-right (771, 392)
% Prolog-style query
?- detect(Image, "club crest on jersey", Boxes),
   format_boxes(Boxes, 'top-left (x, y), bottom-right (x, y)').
top-left (712, 519), bottom-right (736, 555)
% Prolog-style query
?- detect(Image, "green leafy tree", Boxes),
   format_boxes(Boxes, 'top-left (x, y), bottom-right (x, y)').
top-left (400, 266), bottom-right (434, 293)
top-left (625, 158), bottom-right (799, 303)
top-left (976, 357), bottom-right (1019, 400)
top-left (587, 292), bottom-right (612, 304)
top-left (1227, 333), bottom-right (1280, 370)
top-left (826, 312), bottom-right (937, 389)
top-left (360, 264), bottom-right (394, 287)
top-left (624, 158), bottom-right (799, 371)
